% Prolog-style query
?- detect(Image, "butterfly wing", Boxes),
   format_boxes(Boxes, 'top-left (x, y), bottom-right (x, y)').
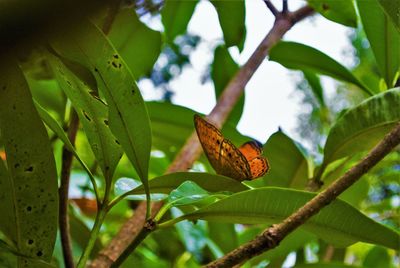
top-left (238, 140), bottom-right (263, 161)
top-left (194, 115), bottom-right (251, 181)
top-left (239, 140), bottom-right (269, 179)
top-left (248, 157), bottom-right (269, 178)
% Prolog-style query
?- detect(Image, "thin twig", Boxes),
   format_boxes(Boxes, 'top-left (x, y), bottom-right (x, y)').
top-left (89, 5), bottom-right (315, 268)
top-left (282, 0), bottom-right (288, 13)
top-left (263, 0), bottom-right (280, 17)
top-left (205, 122), bottom-right (400, 267)
top-left (59, 110), bottom-right (80, 268)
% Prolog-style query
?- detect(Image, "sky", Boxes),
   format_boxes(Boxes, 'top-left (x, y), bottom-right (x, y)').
top-left (139, 0), bottom-right (354, 144)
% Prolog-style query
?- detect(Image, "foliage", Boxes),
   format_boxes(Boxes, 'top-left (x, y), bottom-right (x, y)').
top-left (0, 0), bottom-right (399, 267)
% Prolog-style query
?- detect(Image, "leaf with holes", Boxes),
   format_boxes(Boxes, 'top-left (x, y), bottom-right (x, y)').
top-left (52, 20), bottom-right (152, 196)
top-left (0, 58), bottom-right (58, 266)
top-left (48, 53), bottom-right (122, 183)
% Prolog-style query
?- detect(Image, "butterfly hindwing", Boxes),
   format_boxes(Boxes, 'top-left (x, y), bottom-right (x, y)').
top-left (238, 140), bottom-right (263, 161)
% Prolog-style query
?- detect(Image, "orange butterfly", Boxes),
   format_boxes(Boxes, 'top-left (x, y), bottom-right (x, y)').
top-left (194, 115), bottom-right (269, 181)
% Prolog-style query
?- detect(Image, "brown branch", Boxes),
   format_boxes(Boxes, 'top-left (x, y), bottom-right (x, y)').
top-left (205, 122), bottom-right (400, 267)
top-left (89, 5), bottom-right (315, 267)
top-left (59, 110), bottom-right (80, 268)
top-left (282, 0), bottom-right (288, 13)
top-left (263, 0), bottom-right (279, 17)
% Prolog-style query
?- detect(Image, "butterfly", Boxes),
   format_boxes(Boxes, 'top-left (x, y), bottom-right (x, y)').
top-left (194, 114), bottom-right (269, 181)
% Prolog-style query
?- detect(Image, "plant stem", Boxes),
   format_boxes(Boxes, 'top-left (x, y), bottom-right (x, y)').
top-left (59, 110), bottom-right (79, 268)
top-left (76, 208), bottom-right (107, 268)
top-left (110, 226), bottom-right (152, 267)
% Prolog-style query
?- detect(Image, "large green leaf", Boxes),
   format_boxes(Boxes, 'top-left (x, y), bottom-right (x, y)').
top-left (48, 53), bottom-right (122, 183)
top-left (177, 188), bottom-right (400, 249)
top-left (118, 172), bottom-right (248, 196)
top-left (357, 0), bottom-right (400, 88)
top-left (108, 9), bottom-right (161, 78)
top-left (308, 0), bottom-right (358, 27)
top-left (211, 45), bottom-right (243, 125)
top-left (322, 87), bottom-right (400, 167)
top-left (0, 159), bottom-right (16, 244)
top-left (161, 0), bottom-right (198, 42)
top-left (52, 20), bottom-right (152, 192)
top-left (35, 98), bottom-right (100, 202)
top-left (210, 0), bottom-right (246, 50)
top-left (269, 41), bottom-right (374, 95)
top-left (239, 227), bottom-right (315, 265)
top-left (377, 0), bottom-right (400, 33)
top-left (249, 131), bottom-right (309, 189)
top-left (208, 222), bottom-right (238, 254)
top-left (363, 246), bottom-right (391, 268)
top-left (303, 70), bottom-right (325, 107)
top-left (0, 59), bottom-right (58, 265)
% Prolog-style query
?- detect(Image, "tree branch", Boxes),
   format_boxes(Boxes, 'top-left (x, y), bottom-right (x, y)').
top-left (59, 110), bottom-right (79, 268)
top-left (205, 122), bottom-right (400, 267)
top-left (89, 5), bottom-right (315, 267)
top-left (263, 0), bottom-right (279, 17)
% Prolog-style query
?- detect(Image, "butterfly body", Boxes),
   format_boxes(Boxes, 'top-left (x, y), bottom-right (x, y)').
top-left (194, 115), bottom-right (269, 181)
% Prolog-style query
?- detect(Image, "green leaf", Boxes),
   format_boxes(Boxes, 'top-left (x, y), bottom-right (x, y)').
top-left (294, 264), bottom-right (360, 268)
top-left (211, 45), bottom-right (243, 125)
top-left (269, 41), bottom-right (374, 95)
top-left (303, 70), bottom-right (325, 107)
top-left (172, 208), bottom-right (207, 260)
top-left (308, 0), bottom-right (358, 27)
top-left (119, 172), bottom-right (248, 196)
top-left (161, 0), bottom-right (199, 42)
top-left (167, 181), bottom-right (225, 207)
top-left (48, 53), bottom-right (123, 183)
top-left (239, 227), bottom-right (315, 265)
top-left (0, 59), bottom-right (58, 265)
top-left (210, 0), bottom-right (246, 50)
top-left (0, 159), bottom-right (16, 244)
top-left (52, 20), bottom-right (152, 193)
top-left (27, 78), bottom-right (65, 117)
top-left (322, 87), bottom-right (400, 167)
top-left (69, 210), bottom-right (102, 259)
top-left (357, 0), bottom-right (400, 88)
top-left (363, 246), bottom-right (391, 268)
top-left (178, 188), bottom-right (400, 249)
top-left (35, 102), bottom-right (100, 202)
top-left (208, 222), bottom-right (238, 254)
top-left (249, 130), bottom-right (309, 189)
top-left (377, 0), bottom-right (400, 33)
top-left (108, 9), bottom-right (161, 78)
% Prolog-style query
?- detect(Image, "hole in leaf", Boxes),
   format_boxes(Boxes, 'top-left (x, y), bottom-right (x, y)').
top-left (26, 206), bottom-right (32, 212)
top-left (83, 110), bottom-right (91, 121)
top-left (104, 119), bottom-right (109, 125)
top-left (28, 239), bottom-right (34, 245)
top-left (25, 166), bottom-right (34, 172)
top-left (36, 251), bottom-right (43, 257)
